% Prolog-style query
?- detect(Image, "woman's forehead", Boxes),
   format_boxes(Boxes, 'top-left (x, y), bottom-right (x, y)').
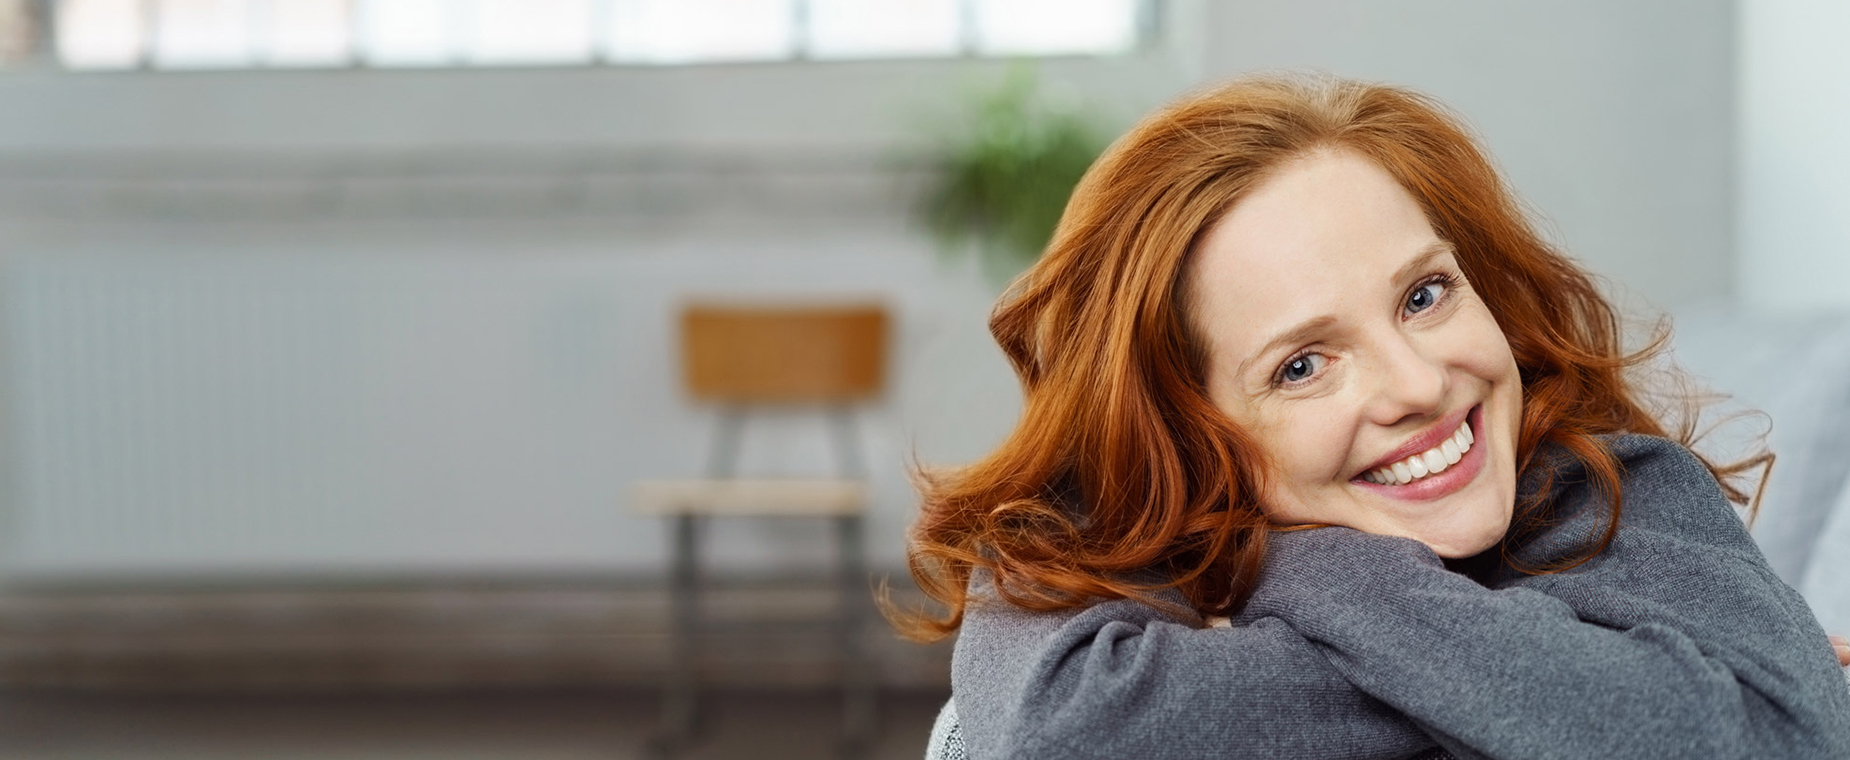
top-left (1188, 150), bottom-right (1445, 357)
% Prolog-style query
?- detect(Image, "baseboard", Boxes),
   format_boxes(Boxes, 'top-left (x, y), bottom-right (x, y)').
top-left (0, 576), bottom-right (954, 693)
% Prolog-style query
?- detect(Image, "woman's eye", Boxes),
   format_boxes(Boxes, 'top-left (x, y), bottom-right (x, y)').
top-left (1278, 353), bottom-right (1326, 385)
top-left (1405, 280), bottom-right (1447, 314)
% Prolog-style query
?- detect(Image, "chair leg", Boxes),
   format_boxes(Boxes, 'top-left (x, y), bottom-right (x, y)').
top-left (829, 409), bottom-right (876, 756)
top-left (837, 514), bottom-right (876, 756)
top-left (652, 407), bottom-right (740, 755)
top-left (652, 513), bottom-right (702, 756)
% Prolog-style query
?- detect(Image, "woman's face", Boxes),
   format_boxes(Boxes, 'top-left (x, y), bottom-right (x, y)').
top-left (1189, 149), bottom-right (1522, 558)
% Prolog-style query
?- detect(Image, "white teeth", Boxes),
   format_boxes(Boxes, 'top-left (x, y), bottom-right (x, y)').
top-left (1367, 419), bottom-right (1474, 486)
top-left (1422, 449), bottom-right (1447, 475)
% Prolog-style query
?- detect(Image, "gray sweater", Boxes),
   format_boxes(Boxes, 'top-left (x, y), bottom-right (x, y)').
top-left (949, 435), bottom-right (1850, 759)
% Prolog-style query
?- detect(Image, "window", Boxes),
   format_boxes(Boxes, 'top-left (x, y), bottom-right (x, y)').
top-left (807, 0), bottom-right (961, 60)
top-left (58, 0), bottom-right (146, 69)
top-left (607, 0), bottom-right (796, 64)
top-left (0, 0), bottom-right (1148, 71)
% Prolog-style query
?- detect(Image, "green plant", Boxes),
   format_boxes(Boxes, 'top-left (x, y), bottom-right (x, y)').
top-left (915, 69), bottom-right (1108, 282)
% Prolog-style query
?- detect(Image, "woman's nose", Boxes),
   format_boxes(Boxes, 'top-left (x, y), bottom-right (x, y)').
top-left (1365, 334), bottom-right (1448, 426)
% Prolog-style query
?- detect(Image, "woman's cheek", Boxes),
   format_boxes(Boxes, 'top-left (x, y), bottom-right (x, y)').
top-left (1264, 408), bottom-right (1355, 522)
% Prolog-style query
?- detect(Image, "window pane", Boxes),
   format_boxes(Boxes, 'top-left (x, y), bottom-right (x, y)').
top-left (57, 0), bottom-right (146, 70)
top-left (153, 0), bottom-right (252, 69)
top-left (358, 0), bottom-right (457, 66)
top-left (807, 0), bottom-right (958, 60)
top-left (263, 0), bottom-right (350, 67)
top-left (467, 0), bottom-right (591, 66)
top-left (607, 0), bottom-right (795, 64)
top-left (974, 0), bottom-right (1137, 56)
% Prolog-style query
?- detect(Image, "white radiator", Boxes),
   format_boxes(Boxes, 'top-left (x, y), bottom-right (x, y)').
top-left (0, 254), bottom-right (694, 580)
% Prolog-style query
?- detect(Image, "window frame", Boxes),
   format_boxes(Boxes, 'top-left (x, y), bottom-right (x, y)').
top-left (5, 0), bottom-right (1162, 73)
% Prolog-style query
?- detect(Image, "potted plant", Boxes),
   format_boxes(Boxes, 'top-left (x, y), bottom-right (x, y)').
top-left (914, 69), bottom-right (1109, 283)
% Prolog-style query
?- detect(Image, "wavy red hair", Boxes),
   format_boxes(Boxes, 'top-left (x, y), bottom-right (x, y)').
top-left (892, 75), bottom-right (1756, 641)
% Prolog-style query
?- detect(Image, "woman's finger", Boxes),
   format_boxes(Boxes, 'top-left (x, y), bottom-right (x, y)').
top-left (1832, 635), bottom-right (1850, 666)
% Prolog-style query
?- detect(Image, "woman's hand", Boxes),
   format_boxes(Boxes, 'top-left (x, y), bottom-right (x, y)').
top-left (1832, 635), bottom-right (1850, 667)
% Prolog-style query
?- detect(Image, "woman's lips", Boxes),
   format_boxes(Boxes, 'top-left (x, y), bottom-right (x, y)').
top-left (1361, 404), bottom-right (1474, 473)
top-left (1351, 405), bottom-right (1486, 502)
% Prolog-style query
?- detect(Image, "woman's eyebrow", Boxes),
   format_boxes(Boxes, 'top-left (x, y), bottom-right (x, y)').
top-left (1237, 315), bottom-right (1339, 380)
top-left (1394, 241), bottom-right (1458, 283)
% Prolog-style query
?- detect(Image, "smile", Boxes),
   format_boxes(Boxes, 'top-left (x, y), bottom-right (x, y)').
top-left (1351, 405), bottom-right (1488, 501)
top-left (1364, 418), bottom-right (1472, 485)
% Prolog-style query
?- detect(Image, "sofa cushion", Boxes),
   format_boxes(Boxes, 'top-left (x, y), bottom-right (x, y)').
top-left (1667, 307), bottom-right (1850, 593)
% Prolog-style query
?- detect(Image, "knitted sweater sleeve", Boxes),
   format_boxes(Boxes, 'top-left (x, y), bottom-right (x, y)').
top-left (950, 575), bottom-right (1437, 760)
top-left (1238, 435), bottom-right (1850, 760)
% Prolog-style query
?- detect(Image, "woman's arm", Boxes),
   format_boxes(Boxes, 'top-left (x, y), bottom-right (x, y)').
top-left (1237, 435), bottom-right (1850, 760)
top-left (952, 574), bottom-right (1439, 759)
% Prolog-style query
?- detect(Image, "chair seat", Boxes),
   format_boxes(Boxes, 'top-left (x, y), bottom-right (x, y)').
top-left (633, 478), bottom-right (867, 517)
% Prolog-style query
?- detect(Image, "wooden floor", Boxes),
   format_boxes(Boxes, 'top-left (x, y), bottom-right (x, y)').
top-left (0, 687), bottom-right (949, 760)
top-left (0, 579), bottom-right (954, 758)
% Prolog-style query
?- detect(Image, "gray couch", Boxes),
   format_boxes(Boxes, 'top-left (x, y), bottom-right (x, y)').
top-left (1669, 307), bottom-right (1850, 634)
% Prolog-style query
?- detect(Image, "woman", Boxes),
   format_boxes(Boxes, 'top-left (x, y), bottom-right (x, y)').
top-left (896, 75), bottom-right (1850, 759)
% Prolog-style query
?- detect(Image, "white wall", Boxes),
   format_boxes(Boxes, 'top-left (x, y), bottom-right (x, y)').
top-left (1737, 0), bottom-right (1850, 313)
top-left (0, 1), bottom-right (1741, 581)
top-left (0, 51), bottom-right (1183, 155)
top-left (1200, 0), bottom-right (1738, 313)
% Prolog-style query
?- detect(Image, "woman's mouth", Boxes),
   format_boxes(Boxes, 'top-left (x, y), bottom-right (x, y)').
top-left (1363, 416), bottom-right (1472, 485)
top-left (1351, 405), bottom-right (1486, 501)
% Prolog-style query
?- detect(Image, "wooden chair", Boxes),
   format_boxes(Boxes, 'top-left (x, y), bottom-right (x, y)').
top-left (634, 302), bottom-right (887, 757)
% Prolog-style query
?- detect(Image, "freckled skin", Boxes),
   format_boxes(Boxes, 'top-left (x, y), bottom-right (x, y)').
top-left (1189, 149), bottom-right (1522, 558)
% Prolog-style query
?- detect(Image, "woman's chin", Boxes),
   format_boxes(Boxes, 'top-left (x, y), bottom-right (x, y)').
top-left (1424, 538), bottom-right (1497, 559)
top-left (1409, 519), bottom-right (1509, 559)
top-left (1399, 475), bottom-right (1517, 559)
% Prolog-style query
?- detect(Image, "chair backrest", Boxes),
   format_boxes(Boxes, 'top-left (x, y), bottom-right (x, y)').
top-left (680, 302), bottom-right (888, 404)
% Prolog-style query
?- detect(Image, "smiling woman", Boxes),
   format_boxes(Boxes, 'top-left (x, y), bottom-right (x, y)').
top-left (1189, 149), bottom-right (1523, 560)
top-left (894, 75), bottom-right (1850, 759)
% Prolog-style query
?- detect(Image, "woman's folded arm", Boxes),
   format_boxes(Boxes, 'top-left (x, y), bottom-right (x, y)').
top-left (1237, 435), bottom-right (1850, 760)
top-left (952, 574), bottom-right (1438, 759)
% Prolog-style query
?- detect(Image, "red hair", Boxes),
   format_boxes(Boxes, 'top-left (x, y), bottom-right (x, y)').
top-left (892, 75), bottom-right (1757, 641)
